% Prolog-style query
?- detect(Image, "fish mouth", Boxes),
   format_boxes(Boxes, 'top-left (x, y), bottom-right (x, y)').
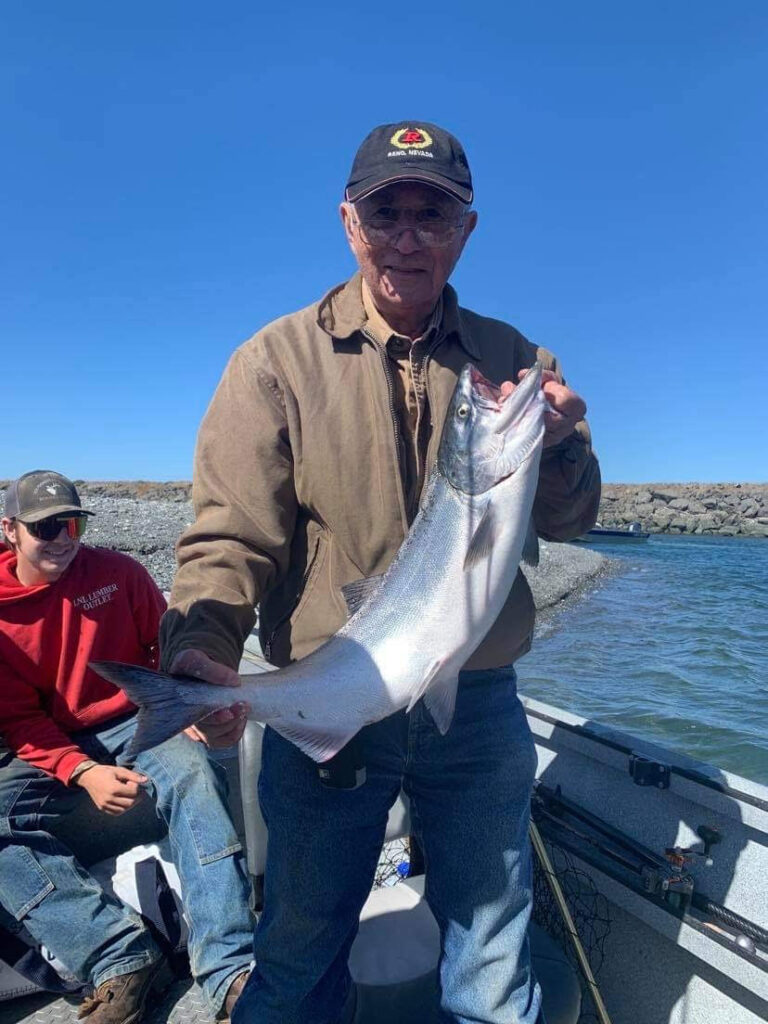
top-left (469, 366), bottom-right (503, 409)
top-left (469, 364), bottom-right (543, 432)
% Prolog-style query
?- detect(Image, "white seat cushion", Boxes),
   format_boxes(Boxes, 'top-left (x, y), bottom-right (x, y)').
top-left (351, 877), bottom-right (437, 985)
top-left (350, 875), bottom-right (581, 1024)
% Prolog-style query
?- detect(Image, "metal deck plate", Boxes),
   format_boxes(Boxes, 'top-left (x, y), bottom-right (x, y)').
top-left (0, 976), bottom-right (214, 1024)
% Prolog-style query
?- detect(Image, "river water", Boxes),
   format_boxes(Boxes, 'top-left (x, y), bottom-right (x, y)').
top-left (516, 534), bottom-right (768, 786)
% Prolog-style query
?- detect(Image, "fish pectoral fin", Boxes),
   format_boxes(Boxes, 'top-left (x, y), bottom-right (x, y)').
top-left (341, 574), bottom-right (386, 619)
top-left (522, 516), bottom-right (540, 567)
top-left (463, 501), bottom-right (497, 571)
top-left (271, 721), bottom-right (357, 764)
top-left (423, 671), bottom-right (460, 736)
top-left (405, 658), bottom-right (445, 714)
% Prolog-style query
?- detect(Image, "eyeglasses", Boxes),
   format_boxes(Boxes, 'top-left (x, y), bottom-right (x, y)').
top-left (22, 516), bottom-right (87, 542)
top-left (351, 207), bottom-right (467, 249)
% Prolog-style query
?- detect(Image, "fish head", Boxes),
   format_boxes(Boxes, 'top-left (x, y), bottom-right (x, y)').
top-left (438, 362), bottom-right (546, 495)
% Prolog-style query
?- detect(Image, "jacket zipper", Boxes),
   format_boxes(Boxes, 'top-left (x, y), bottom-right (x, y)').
top-left (265, 325), bottom-right (414, 660)
top-left (420, 332), bottom-right (446, 505)
top-left (361, 327), bottom-right (408, 522)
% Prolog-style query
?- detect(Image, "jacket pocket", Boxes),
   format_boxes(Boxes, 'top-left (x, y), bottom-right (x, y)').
top-left (264, 530), bottom-right (328, 661)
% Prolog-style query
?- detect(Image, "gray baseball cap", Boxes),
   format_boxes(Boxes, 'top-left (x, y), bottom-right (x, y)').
top-left (3, 470), bottom-right (94, 523)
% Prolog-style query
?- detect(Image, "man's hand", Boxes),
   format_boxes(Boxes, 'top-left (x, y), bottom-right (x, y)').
top-left (503, 369), bottom-right (587, 448)
top-left (169, 649), bottom-right (250, 749)
top-left (75, 764), bottom-right (148, 815)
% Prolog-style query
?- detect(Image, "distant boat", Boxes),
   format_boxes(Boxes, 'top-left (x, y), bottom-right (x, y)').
top-left (574, 521), bottom-right (650, 544)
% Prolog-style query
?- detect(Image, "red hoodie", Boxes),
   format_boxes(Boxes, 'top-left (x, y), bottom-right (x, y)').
top-left (0, 545), bottom-right (166, 784)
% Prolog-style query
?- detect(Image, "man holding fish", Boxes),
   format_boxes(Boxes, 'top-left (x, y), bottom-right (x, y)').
top-left (158, 122), bottom-right (601, 1024)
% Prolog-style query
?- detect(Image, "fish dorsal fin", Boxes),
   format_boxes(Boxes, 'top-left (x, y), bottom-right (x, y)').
top-left (463, 501), bottom-right (497, 571)
top-left (522, 517), bottom-right (540, 567)
top-left (272, 721), bottom-right (359, 764)
top-left (341, 574), bottom-right (385, 619)
top-left (423, 670), bottom-right (460, 736)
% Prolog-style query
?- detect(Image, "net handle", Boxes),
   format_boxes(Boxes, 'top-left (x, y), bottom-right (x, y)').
top-left (529, 820), bottom-right (614, 1024)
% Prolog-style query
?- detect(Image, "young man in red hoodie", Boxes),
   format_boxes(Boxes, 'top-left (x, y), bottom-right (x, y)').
top-left (0, 470), bottom-right (251, 1024)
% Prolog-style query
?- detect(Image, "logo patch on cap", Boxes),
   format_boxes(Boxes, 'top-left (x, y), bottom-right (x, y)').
top-left (390, 127), bottom-right (433, 150)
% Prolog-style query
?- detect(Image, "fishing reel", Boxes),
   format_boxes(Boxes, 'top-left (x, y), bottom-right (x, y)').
top-left (664, 824), bottom-right (722, 869)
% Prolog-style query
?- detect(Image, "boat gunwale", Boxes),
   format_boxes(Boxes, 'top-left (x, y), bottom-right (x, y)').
top-left (523, 696), bottom-right (768, 815)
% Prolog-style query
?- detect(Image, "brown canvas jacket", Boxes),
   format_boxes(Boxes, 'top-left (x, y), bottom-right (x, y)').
top-left (160, 274), bottom-right (600, 673)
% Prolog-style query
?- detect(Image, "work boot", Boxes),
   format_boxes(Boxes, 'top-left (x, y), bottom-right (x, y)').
top-left (219, 969), bottom-right (250, 1023)
top-left (77, 958), bottom-right (173, 1024)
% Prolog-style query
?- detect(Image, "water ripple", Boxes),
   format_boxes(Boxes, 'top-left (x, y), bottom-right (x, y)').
top-left (518, 535), bottom-right (768, 785)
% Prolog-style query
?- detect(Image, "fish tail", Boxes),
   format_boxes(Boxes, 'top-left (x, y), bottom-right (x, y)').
top-left (89, 661), bottom-right (214, 758)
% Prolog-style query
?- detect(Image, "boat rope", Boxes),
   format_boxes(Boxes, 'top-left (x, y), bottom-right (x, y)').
top-left (529, 820), bottom-right (614, 1024)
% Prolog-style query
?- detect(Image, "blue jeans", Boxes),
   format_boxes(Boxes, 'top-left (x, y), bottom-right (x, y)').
top-left (234, 666), bottom-right (541, 1024)
top-left (0, 714), bottom-right (253, 1016)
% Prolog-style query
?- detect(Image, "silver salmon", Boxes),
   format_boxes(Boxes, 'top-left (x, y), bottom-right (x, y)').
top-left (92, 362), bottom-right (547, 762)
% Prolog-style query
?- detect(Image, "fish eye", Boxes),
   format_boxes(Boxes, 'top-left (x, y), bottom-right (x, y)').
top-left (457, 403), bottom-right (471, 419)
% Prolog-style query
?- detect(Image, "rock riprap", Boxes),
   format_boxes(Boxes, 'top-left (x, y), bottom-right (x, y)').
top-left (598, 483), bottom-right (768, 538)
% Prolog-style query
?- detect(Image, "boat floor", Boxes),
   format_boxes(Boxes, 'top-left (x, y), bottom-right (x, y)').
top-left (0, 978), bottom-right (212, 1024)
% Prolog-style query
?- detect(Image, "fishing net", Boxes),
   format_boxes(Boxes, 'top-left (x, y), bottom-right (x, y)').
top-left (373, 829), bottom-right (611, 1024)
top-left (532, 834), bottom-right (612, 1024)
top-left (374, 838), bottom-right (412, 888)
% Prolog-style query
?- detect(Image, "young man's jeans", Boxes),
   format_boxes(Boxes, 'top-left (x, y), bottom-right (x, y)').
top-left (0, 713), bottom-right (253, 1016)
top-left (234, 665), bottom-right (542, 1024)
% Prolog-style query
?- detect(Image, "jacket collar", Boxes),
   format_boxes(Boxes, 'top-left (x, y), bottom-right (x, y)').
top-left (317, 272), bottom-right (480, 360)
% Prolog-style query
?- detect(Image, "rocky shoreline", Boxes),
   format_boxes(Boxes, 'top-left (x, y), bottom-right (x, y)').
top-left (0, 484), bottom-right (612, 608)
top-left (2, 477), bottom-right (763, 612)
top-left (599, 483), bottom-right (768, 538)
top-left (4, 479), bottom-right (765, 538)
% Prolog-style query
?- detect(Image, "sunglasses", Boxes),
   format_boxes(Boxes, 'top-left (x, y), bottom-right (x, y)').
top-left (23, 516), bottom-right (88, 542)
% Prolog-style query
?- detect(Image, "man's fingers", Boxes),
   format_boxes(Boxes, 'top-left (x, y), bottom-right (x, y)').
top-left (199, 708), bottom-right (235, 725)
top-left (112, 794), bottom-right (138, 807)
top-left (184, 703), bottom-right (249, 746)
top-left (170, 649), bottom-right (242, 688)
top-left (199, 703), bottom-right (249, 726)
top-left (115, 768), bottom-right (147, 785)
top-left (104, 796), bottom-right (138, 815)
top-left (184, 725), bottom-right (207, 744)
top-left (194, 713), bottom-right (249, 750)
top-left (517, 367), bottom-right (559, 384)
top-left (542, 381), bottom-right (587, 420)
top-left (206, 718), bottom-right (249, 749)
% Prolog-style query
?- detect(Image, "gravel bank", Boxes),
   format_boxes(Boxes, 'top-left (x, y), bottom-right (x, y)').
top-left (523, 540), bottom-right (610, 612)
top-left (6, 478), bottom-right (765, 538)
top-left (1, 487), bottom-right (612, 609)
top-left (79, 496), bottom-right (195, 592)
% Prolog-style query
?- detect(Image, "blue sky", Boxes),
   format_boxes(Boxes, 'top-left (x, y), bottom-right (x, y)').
top-left (2, 2), bottom-right (766, 483)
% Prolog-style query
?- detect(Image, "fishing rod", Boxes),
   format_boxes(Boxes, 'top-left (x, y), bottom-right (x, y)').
top-left (532, 783), bottom-right (768, 959)
top-left (529, 819), bottom-right (614, 1024)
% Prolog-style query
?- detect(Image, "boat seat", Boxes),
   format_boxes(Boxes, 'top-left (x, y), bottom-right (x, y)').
top-left (239, 720), bottom-right (581, 1024)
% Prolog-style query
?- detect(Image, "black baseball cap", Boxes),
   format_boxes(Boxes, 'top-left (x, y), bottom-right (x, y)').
top-left (3, 470), bottom-right (94, 523)
top-left (345, 122), bottom-right (473, 205)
